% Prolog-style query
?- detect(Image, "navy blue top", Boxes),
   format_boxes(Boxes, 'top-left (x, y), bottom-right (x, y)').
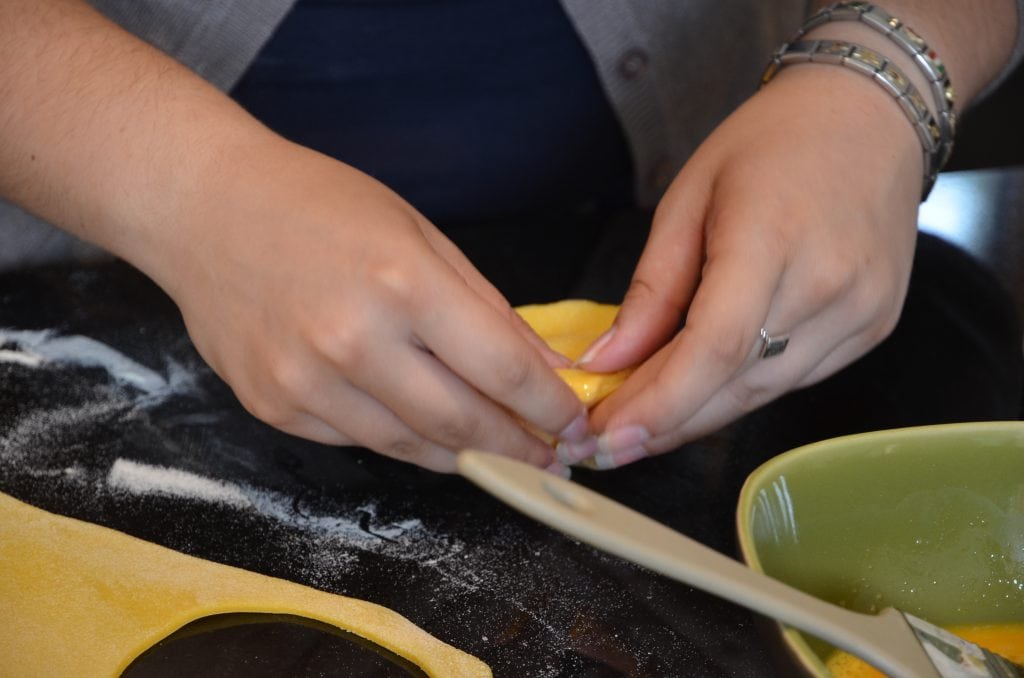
top-left (230, 0), bottom-right (634, 226)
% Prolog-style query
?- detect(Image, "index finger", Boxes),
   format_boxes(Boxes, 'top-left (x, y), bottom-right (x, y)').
top-left (591, 224), bottom-right (785, 451)
top-left (413, 267), bottom-right (588, 443)
top-left (417, 222), bottom-right (572, 369)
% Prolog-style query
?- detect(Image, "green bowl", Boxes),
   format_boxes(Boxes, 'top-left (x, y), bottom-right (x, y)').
top-left (736, 421), bottom-right (1024, 675)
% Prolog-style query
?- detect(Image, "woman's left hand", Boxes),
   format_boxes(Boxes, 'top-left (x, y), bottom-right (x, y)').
top-left (577, 64), bottom-right (924, 468)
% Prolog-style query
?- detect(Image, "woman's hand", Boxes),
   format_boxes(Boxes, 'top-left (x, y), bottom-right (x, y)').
top-left (153, 138), bottom-right (587, 473)
top-left (0, 1), bottom-right (587, 474)
top-left (578, 65), bottom-right (923, 468)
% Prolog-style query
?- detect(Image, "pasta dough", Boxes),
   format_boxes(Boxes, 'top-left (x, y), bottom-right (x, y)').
top-left (515, 300), bottom-right (632, 407)
top-left (0, 491), bottom-right (490, 677)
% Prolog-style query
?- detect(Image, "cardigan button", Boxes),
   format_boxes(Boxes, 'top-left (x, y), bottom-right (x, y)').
top-left (618, 48), bottom-right (649, 80)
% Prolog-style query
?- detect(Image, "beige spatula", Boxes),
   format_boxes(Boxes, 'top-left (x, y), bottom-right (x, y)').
top-left (457, 450), bottom-right (1023, 678)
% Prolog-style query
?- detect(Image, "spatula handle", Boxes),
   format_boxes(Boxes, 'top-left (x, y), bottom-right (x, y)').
top-left (457, 450), bottom-right (938, 678)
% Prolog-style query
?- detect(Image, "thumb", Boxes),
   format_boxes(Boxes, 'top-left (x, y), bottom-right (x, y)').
top-left (577, 176), bottom-right (708, 373)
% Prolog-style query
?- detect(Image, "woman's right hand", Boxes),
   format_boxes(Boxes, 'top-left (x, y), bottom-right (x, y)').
top-left (150, 139), bottom-right (588, 472)
top-left (0, 2), bottom-right (587, 473)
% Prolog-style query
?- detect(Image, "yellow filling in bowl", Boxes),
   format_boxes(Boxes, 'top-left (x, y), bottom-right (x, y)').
top-left (826, 623), bottom-right (1024, 677)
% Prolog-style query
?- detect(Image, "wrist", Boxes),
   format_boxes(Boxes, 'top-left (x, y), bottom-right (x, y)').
top-left (807, 0), bottom-right (1018, 107)
top-left (761, 64), bottom-right (923, 205)
top-left (800, 22), bottom-right (939, 117)
top-left (127, 122), bottom-right (293, 297)
top-left (762, 3), bottom-right (963, 200)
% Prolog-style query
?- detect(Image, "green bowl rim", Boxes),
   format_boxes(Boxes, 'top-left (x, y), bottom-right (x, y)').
top-left (733, 420), bottom-right (1024, 676)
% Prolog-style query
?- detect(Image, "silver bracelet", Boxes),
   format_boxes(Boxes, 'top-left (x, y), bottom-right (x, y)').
top-left (762, 39), bottom-right (940, 199)
top-left (794, 2), bottom-right (956, 172)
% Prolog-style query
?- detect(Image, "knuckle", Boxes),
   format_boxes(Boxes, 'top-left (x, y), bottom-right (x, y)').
top-left (806, 262), bottom-right (855, 304)
top-left (491, 351), bottom-right (534, 396)
top-left (226, 357), bottom-right (305, 431)
top-left (368, 260), bottom-right (420, 308)
top-left (703, 329), bottom-right (753, 370)
top-left (238, 389), bottom-right (295, 431)
top-left (380, 436), bottom-right (424, 462)
top-left (624, 275), bottom-right (685, 319)
top-left (866, 304), bottom-right (901, 345)
top-left (846, 277), bottom-right (896, 330)
top-left (266, 357), bottom-right (311, 403)
top-left (623, 276), bottom-right (659, 307)
top-left (317, 323), bottom-right (368, 372)
top-left (436, 411), bottom-right (481, 446)
top-left (726, 374), bottom-right (784, 414)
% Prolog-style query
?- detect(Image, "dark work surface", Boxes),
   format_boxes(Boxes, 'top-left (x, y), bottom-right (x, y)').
top-left (124, 614), bottom-right (431, 677)
top-left (945, 62), bottom-right (1024, 172)
top-left (1, 228), bottom-right (1021, 676)
top-left (919, 167), bottom-right (1024, 324)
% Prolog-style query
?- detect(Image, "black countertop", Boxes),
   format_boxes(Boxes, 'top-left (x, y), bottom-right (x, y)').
top-left (0, 262), bottom-right (777, 676)
top-left (2, 169), bottom-right (1023, 676)
top-left (919, 167), bottom-right (1024, 322)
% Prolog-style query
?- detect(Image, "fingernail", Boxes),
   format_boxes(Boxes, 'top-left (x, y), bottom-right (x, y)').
top-left (557, 410), bottom-right (590, 444)
top-left (598, 425), bottom-right (650, 452)
top-left (549, 351), bottom-right (573, 369)
top-left (545, 461), bottom-right (572, 479)
top-left (555, 436), bottom-right (599, 465)
top-left (593, 425), bottom-right (651, 469)
top-left (576, 326), bottom-right (616, 368)
top-left (593, 444), bottom-right (649, 470)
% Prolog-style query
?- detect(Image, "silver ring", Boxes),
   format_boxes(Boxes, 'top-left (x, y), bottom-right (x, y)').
top-left (759, 327), bottom-right (789, 359)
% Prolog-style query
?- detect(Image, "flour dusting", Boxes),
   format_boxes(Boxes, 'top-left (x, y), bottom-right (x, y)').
top-left (0, 347), bottom-right (43, 367)
top-left (0, 327), bottom-right (195, 400)
top-left (109, 459), bottom-right (251, 509)
top-left (106, 458), bottom-right (445, 560)
top-left (0, 399), bottom-right (134, 463)
top-left (0, 328), bottom-right (664, 678)
top-left (0, 268), bottom-right (708, 675)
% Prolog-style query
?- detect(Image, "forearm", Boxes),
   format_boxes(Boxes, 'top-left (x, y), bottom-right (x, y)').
top-left (0, 0), bottom-right (275, 274)
top-left (807, 0), bottom-right (1019, 109)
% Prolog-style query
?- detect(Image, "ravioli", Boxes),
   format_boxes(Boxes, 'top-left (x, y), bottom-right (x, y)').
top-left (515, 299), bottom-right (632, 408)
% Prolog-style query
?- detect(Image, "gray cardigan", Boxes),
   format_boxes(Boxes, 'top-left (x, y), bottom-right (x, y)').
top-left (2, 0), bottom-right (1022, 269)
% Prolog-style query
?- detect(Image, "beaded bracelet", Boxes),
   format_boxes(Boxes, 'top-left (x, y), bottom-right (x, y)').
top-left (793, 2), bottom-right (956, 174)
top-left (762, 39), bottom-right (940, 199)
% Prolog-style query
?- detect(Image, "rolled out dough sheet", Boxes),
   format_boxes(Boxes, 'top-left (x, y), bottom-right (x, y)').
top-left (0, 491), bottom-right (490, 677)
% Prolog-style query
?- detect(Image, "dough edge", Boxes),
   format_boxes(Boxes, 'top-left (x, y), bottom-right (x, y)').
top-left (0, 490), bottom-right (491, 677)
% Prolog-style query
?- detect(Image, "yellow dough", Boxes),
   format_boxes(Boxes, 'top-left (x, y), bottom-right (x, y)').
top-left (515, 300), bottom-right (632, 407)
top-left (0, 491), bottom-right (490, 677)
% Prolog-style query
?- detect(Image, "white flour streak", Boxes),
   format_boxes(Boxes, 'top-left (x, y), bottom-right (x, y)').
top-left (25, 465), bottom-right (88, 480)
top-left (108, 458), bottom-right (251, 508)
top-left (105, 458), bottom-right (435, 554)
top-left (0, 328), bottom-right (187, 398)
top-left (160, 359), bottom-right (198, 401)
top-left (0, 347), bottom-right (42, 367)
